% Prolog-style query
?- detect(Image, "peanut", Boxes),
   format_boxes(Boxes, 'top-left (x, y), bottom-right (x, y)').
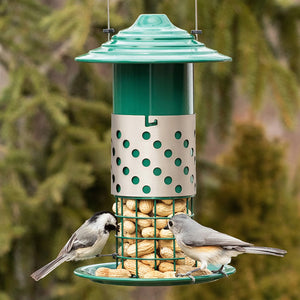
top-left (175, 253), bottom-right (196, 266)
top-left (137, 212), bottom-right (152, 228)
top-left (95, 267), bottom-right (131, 278)
top-left (123, 206), bottom-right (136, 222)
top-left (112, 203), bottom-right (117, 214)
top-left (123, 220), bottom-right (136, 234)
top-left (113, 204), bottom-right (135, 218)
top-left (127, 240), bottom-right (156, 257)
top-left (117, 197), bottom-right (127, 204)
top-left (112, 199), bottom-right (125, 214)
top-left (176, 265), bottom-right (212, 276)
top-left (155, 200), bottom-right (186, 217)
top-left (158, 262), bottom-right (175, 272)
top-left (159, 247), bottom-right (174, 259)
top-left (141, 253), bottom-right (160, 268)
top-left (139, 200), bottom-right (154, 214)
top-left (118, 242), bottom-right (130, 257)
top-left (159, 229), bottom-right (173, 238)
top-left (158, 239), bottom-right (181, 252)
top-left (164, 271), bottom-right (176, 278)
top-left (126, 199), bottom-right (138, 211)
top-left (143, 270), bottom-right (165, 279)
top-left (161, 199), bottom-right (173, 205)
top-left (124, 260), bottom-right (153, 277)
top-left (141, 227), bottom-right (159, 238)
top-left (123, 231), bottom-right (141, 244)
top-left (95, 267), bottom-right (110, 277)
top-left (184, 256), bottom-right (196, 267)
top-left (160, 247), bottom-right (186, 263)
top-left (151, 218), bottom-right (168, 229)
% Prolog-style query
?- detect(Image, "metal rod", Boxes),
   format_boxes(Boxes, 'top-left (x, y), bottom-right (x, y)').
top-left (135, 198), bottom-right (138, 277)
top-left (107, 0), bottom-right (110, 40)
top-left (195, 0), bottom-right (198, 40)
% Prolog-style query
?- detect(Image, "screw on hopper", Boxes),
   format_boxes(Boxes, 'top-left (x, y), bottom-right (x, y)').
top-left (74, 14), bottom-right (233, 286)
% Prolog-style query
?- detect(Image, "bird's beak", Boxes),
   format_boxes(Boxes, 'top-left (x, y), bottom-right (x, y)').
top-left (116, 224), bottom-right (120, 233)
top-left (163, 225), bottom-right (169, 230)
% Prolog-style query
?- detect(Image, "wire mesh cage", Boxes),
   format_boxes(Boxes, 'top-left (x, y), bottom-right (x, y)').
top-left (114, 197), bottom-right (195, 277)
top-left (74, 196), bottom-right (236, 285)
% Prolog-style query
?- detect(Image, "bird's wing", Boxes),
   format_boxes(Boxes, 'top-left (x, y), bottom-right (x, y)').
top-left (58, 222), bottom-right (98, 256)
top-left (181, 224), bottom-right (252, 247)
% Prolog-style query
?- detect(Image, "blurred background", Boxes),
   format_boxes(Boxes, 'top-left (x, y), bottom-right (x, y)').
top-left (0, 0), bottom-right (299, 299)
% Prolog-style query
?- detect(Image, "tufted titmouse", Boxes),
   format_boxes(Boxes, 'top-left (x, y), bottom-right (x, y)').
top-left (166, 214), bottom-right (287, 281)
top-left (31, 211), bottom-right (118, 281)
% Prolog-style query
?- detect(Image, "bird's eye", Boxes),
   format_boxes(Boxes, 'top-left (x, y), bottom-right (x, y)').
top-left (169, 221), bottom-right (173, 227)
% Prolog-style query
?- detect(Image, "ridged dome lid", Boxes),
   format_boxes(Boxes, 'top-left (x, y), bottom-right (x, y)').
top-left (75, 14), bottom-right (231, 63)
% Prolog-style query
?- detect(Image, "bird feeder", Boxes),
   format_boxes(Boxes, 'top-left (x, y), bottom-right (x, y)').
top-left (74, 14), bottom-right (235, 285)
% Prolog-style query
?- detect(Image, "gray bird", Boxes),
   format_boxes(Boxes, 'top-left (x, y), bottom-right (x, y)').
top-left (31, 211), bottom-right (118, 281)
top-left (166, 214), bottom-right (287, 281)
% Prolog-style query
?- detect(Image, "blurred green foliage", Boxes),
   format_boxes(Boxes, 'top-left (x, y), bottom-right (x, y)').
top-left (169, 123), bottom-right (300, 300)
top-left (0, 0), bottom-right (299, 299)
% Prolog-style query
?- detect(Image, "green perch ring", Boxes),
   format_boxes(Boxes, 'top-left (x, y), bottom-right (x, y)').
top-left (74, 262), bottom-right (236, 286)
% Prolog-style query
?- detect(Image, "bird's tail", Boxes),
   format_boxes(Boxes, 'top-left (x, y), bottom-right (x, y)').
top-left (244, 246), bottom-right (287, 257)
top-left (31, 255), bottom-right (69, 281)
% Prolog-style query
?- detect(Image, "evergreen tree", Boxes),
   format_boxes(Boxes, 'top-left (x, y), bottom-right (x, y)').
top-left (169, 123), bottom-right (300, 300)
top-left (160, 0), bottom-right (300, 140)
top-left (0, 0), bottom-right (299, 299)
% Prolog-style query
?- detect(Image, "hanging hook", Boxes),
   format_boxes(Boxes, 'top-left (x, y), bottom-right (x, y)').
top-left (103, 0), bottom-right (115, 40)
top-left (191, 0), bottom-right (202, 40)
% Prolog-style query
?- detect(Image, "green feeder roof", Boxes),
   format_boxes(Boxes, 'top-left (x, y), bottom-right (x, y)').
top-left (75, 14), bottom-right (231, 63)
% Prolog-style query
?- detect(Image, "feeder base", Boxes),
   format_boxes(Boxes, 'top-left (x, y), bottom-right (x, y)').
top-left (74, 262), bottom-right (236, 286)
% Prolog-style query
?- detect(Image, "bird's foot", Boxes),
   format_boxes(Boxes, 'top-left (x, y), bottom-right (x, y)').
top-left (211, 265), bottom-right (227, 277)
top-left (176, 268), bottom-right (204, 284)
top-left (176, 271), bottom-right (196, 283)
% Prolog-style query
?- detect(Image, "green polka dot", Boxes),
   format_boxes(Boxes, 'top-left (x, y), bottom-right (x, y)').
top-left (116, 130), bottom-right (121, 139)
top-left (153, 167), bottom-right (162, 176)
top-left (112, 175), bottom-right (115, 182)
top-left (175, 158), bottom-right (182, 166)
top-left (153, 140), bottom-right (162, 149)
top-left (116, 184), bottom-right (121, 192)
top-left (175, 185), bottom-right (182, 193)
top-left (184, 167), bottom-right (189, 175)
top-left (112, 148), bottom-right (115, 156)
top-left (132, 176), bottom-right (140, 184)
top-left (142, 131), bottom-right (151, 140)
top-left (175, 131), bottom-right (182, 139)
top-left (123, 167), bottom-right (129, 175)
top-left (142, 185), bottom-right (151, 194)
top-left (164, 149), bottom-right (172, 158)
top-left (123, 140), bottom-right (130, 148)
top-left (164, 176), bottom-right (172, 185)
top-left (142, 158), bottom-right (150, 167)
top-left (184, 140), bottom-right (189, 148)
top-left (132, 149), bottom-right (140, 157)
top-left (190, 175), bottom-right (194, 183)
top-left (116, 157), bottom-right (121, 165)
top-left (191, 148), bottom-right (194, 156)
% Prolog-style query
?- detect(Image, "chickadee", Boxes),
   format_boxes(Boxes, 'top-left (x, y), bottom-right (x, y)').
top-left (31, 211), bottom-right (118, 281)
top-left (166, 214), bottom-right (287, 281)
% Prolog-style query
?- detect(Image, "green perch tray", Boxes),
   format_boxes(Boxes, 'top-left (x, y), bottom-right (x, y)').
top-left (74, 262), bottom-right (236, 286)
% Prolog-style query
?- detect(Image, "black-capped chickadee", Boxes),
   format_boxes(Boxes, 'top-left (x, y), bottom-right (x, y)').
top-left (166, 214), bottom-right (287, 281)
top-left (31, 211), bottom-right (118, 281)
